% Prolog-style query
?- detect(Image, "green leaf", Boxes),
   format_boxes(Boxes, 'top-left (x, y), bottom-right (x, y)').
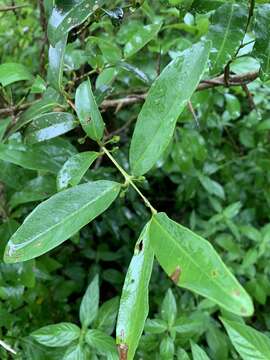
top-left (9, 175), bottom-right (56, 210)
top-left (206, 3), bottom-right (248, 74)
top-left (30, 75), bottom-right (47, 94)
top-left (129, 41), bottom-right (211, 176)
top-left (254, 4), bottom-right (270, 80)
top-left (116, 223), bottom-right (154, 360)
top-left (63, 344), bottom-right (87, 360)
top-left (198, 174), bottom-right (225, 199)
top-left (4, 180), bottom-right (121, 263)
top-left (191, 342), bottom-right (210, 360)
top-left (0, 118), bottom-right (11, 142)
top-left (75, 79), bottom-right (105, 141)
top-left (0, 143), bottom-right (60, 173)
top-left (24, 112), bottom-right (77, 144)
top-left (0, 63), bottom-right (32, 87)
top-left (93, 297), bottom-right (119, 335)
top-left (160, 336), bottom-right (175, 359)
top-left (124, 23), bottom-right (162, 58)
top-left (221, 318), bottom-right (270, 360)
top-left (47, 36), bottom-right (67, 91)
top-left (31, 322), bottom-right (80, 347)
top-left (90, 36), bottom-right (122, 64)
top-left (80, 275), bottom-right (99, 328)
top-left (57, 151), bottom-right (99, 190)
top-left (161, 289), bottom-right (177, 327)
top-left (144, 319), bottom-right (167, 334)
top-left (85, 329), bottom-right (117, 358)
top-left (148, 213), bottom-right (254, 317)
top-left (9, 88), bottom-right (61, 134)
top-left (48, 0), bottom-right (106, 47)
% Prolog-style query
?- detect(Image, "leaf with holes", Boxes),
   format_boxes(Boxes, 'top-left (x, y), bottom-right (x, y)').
top-left (116, 223), bottom-right (154, 360)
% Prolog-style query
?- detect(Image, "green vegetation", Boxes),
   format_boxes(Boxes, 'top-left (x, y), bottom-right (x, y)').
top-left (1, 0), bottom-right (270, 359)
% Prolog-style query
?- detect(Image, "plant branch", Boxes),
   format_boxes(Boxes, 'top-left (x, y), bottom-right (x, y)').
top-left (0, 70), bottom-right (260, 117)
top-left (0, 4), bottom-right (28, 12)
top-left (102, 146), bottom-right (157, 214)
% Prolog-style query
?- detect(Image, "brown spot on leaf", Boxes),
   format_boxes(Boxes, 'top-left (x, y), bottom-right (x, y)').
top-left (117, 343), bottom-right (128, 360)
top-left (170, 266), bottom-right (181, 284)
top-left (211, 269), bottom-right (219, 278)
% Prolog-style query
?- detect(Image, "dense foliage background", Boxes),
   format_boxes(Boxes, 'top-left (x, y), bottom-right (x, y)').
top-left (1, 0), bottom-right (270, 359)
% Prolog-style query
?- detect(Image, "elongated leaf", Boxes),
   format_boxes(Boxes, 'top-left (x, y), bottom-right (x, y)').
top-left (149, 213), bottom-right (253, 316)
top-left (10, 88), bottom-right (61, 134)
top-left (4, 180), bottom-right (121, 263)
top-left (191, 342), bottom-right (210, 360)
top-left (207, 3), bottom-right (248, 74)
top-left (124, 23), bottom-right (162, 58)
top-left (9, 175), bottom-right (56, 210)
top-left (0, 118), bottom-right (11, 142)
top-left (85, 329), bottom-right (117, 358)
top-left (116, 223), bottom-right (154, 360)
top-left (75, 79), bottom-right (104, 141)
top-left (0, 63), bottom-right (32, 87)
top-left (57, 151), bottom-right (99, 190)
top-left (93, 297), bottom-right (119, 335)
top-left (48, 0), bottom-right (106, 46)
top-left (0, 143), bottom-right (59, 173)
top-left (31, 323), bottom-right (80, 347)
top-left (254, 5), bottom-right (270, 80)
top-left (47, 35), bottom-right (67, 91)
top-left (25, 112), bottom-right (77, 144)
top-left (80, 275), bottom-right (99, 328)
top-left (129, 41), bottom-right (210, 176)
top-left (63, 344), bottom-right (87, 360)
top-left (222, 318), bottom-right (270, 360)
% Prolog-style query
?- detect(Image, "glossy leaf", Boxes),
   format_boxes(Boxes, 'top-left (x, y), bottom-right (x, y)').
top-left (191, 342), bottom-right (210, 360)
top-left (0, 143), bottom-right (60, 173)
top-left (207, 3), bottom-right (248, 74)
top-left (57, 151), bottom-right (99, 191)
top-left (116, 223), bottom-right (154, 360)
top-left (10, 88), bottom-right (61, 134)
top-left (31, 322), bottom-right (80, 347)
top-left (93, 297), bottom-right (119, 335)
top-left (0, 63), bottom-right (32, 86)
top-left (254, 5), bottom-right (270, 80)
top-left (9, 175), bottom-right (56, 210)
top-left (75, 79), bottom-right (105, 141)
top-left (47, 35), bottom-right (67, 91)
top-left (85, 329), bottom-right (117, 358)
top-left (198, 174), bottom-right (225, 199)
top-left (24, 112), bottom-right (77, 144)
top-left (80, 275), bottom-right (99, 328)
top-left (0, 118), bottom-right (11, 142)
top-left (124, 23), bottom-right (162, 58)
top-left (148, 213), bottom-right (254, 316)
top-left (48, 0), bottom-right (106, 46)
top-left (222, 318), bottom-right (270, 360)
top-left (4, 181), bottom-right (121, 263)
top-left (161, 288), bottom-right (177, 327)
top-left (129, 41), bottom-right (211, 176)
top-left (63, 344), bottom-right (87, 360)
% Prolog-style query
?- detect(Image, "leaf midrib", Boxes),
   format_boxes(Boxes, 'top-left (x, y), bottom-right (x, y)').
top-left (152, 216), bottom-right (244, 311)
top-left (10, 183), bottom-right (118, 250)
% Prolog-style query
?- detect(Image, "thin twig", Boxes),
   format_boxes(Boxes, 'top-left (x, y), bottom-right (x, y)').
top-left (0, 71), bottom-right (260, 117)
top-left (0, 4), bottom-right (28, 12)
